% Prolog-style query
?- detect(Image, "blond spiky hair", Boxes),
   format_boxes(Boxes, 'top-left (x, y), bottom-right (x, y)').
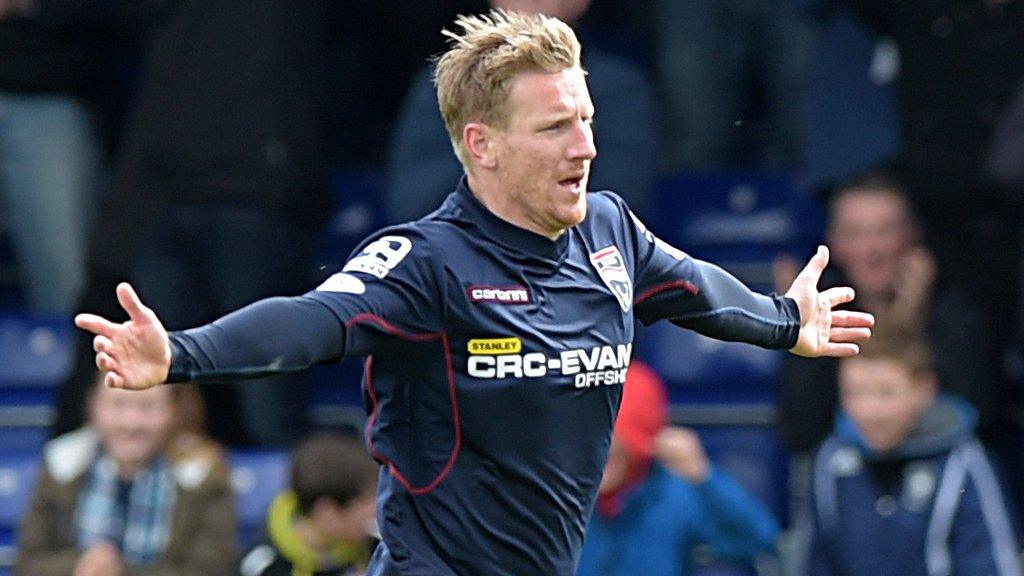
top-left (433, 9), bottom-right (582, 170)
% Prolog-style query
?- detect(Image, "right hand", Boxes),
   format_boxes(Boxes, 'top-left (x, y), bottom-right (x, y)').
top-left (75, 283), bottom-right (172, 390)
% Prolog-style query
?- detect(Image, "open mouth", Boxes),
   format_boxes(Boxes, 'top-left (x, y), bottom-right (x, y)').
top-left (559, 175), bottom-right (584, 188)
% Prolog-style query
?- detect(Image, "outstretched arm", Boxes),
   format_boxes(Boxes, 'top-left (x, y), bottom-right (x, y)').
top-left (626, 201), bottom-right (871, 357)
top-left (75, 283), bottom-right (343, 390)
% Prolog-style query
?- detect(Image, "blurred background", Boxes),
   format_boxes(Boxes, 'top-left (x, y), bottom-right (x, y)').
top-left (1, 1), bottom-right (1023, 574)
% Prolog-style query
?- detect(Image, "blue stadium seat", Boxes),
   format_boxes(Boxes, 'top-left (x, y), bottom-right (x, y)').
top-left (0, 426), bottom-right (48, 453)
top-left (637, 172), bottom-right (822, 399)
top-left (0, 451), bottom-right (41, 574)
top-left (307, 358), bottom-right (368, 431)
top-left (648, 172), bottom-right (824, 292)
top-left (316, 169), bottom-right (388, 276)
top-left (0, 313), bottom-right (74, 388)
top-left (0, 314), bottom-right (69, 455)
top-left (229, 449), bottom-right (290, 548)
top-left (0, 452), bottom-right (41, 529)
top-left (635, 323), bottom-right (783, 403)
top-left (308, 359), bottom-right (365, 410)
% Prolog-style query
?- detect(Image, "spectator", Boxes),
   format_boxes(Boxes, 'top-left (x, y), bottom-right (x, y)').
top-left (798, 0), bottom-right (901, 193)
top-left (239, 433), bottom-right (379, 576)
top-left (384, 0), bottom-right (658, 223)
top-left (777, 170), bottom-right (1003, 457)
top-left (0, 0), bottom-right (112, 313)
top-left (654, 0), bottom-right (815, 170)
top-left (577, 361), bottom-right (779, 576)
top-left (15, 373), bottom-right (237, 576)
top-left (807, 335), bottom-right (1022, 576)
top-left (843, 0), bottom-right (1024, 316)
top-left (54, 0), bottom-right (345, 446)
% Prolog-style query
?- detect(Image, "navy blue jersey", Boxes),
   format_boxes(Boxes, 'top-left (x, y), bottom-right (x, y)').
top-left (305, 181), bottom-right (798, 575)
top-left (169, 179), bottom-right (799, 575)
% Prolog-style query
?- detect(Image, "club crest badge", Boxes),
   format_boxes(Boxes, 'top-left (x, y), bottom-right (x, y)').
top-left (589, 246), bottom-right (632, 313)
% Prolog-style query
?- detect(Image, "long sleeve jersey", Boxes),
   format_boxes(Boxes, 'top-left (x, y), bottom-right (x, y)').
top-left (168, 179), bottom-right (800, 575)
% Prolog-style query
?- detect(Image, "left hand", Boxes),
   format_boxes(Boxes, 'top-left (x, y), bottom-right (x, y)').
top-left (786, 246), bottom-right (874, 357)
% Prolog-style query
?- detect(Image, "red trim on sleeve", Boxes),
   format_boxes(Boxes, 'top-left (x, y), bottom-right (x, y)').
top-left (633, 280), bottom-right (699, 305)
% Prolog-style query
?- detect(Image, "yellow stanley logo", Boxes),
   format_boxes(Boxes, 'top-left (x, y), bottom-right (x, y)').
top-left (468, 338), bottom-right (522, 355)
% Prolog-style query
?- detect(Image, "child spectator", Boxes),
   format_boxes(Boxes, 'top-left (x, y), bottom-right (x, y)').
top-left (239, 433), bottom-right (379, 576)
top-left (808, 335), bottom-right (1022, 575)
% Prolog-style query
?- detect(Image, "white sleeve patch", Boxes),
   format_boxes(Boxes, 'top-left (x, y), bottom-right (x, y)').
top-left (628, 210), bottom-right (688, 261)
top-left (342, 235), bottom-right (413, 279)
top-left (316, 272), bottom-right (366, 294)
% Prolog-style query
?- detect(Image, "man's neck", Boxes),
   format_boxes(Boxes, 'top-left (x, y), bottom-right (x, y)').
top-left (466, 173), bottom-right (564, 240)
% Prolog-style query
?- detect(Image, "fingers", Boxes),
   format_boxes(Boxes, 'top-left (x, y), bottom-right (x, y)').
top-left (105, 372), bottom-right (125, 389)
top-left (821, 342), bottom-right (861, 357)
top-left (116, 282), bottom-right (150, 324)
top-left (832, 310), bottom-right (875, 328)
top-left (821, 286), bottom-right (855, 307)
top-left (75, 313), bottom-right (120, 338)
top-left (93, 335), bottom-right (113, 354)
top-left (795, 245), bottom-right (829, 284)
top-left (95, 355), bottom-right (131, 389)
top-left (95, 351), bottom-right (118, 373)
top-left (829, 326), bottom-right (872, 343)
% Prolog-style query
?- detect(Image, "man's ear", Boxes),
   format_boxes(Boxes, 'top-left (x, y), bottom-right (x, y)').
top-left (464, 122), bottom-right (498, 169)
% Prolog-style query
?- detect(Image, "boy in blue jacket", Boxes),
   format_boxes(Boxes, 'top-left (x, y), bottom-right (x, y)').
top-left (577, 361), bottom-right (779, 575)
top-left (808, 336), bottom-right (1022, 576)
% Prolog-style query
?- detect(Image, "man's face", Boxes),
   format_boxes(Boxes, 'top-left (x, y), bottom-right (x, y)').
top-left (490, 67), bottom-right (596, 238)
top-left (840, 357), bottom-right (933, 453)
top-left (90, 385), bottom-right (176, 470)
top-left (828, 190), bottom-right (912, 297)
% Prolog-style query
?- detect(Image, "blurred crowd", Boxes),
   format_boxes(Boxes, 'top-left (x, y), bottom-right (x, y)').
top-left (2, 0), bottom-right (1024, 574)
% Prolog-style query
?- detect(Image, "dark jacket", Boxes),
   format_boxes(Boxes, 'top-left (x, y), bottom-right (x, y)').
top-left (111, 0), bottom-right (333, 220)
top-left (808, 395), bottom-right (1022, 576)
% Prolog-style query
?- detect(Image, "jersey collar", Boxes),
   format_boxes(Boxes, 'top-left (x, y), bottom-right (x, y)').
top-left (451, 177), bottom-right (571, 263)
